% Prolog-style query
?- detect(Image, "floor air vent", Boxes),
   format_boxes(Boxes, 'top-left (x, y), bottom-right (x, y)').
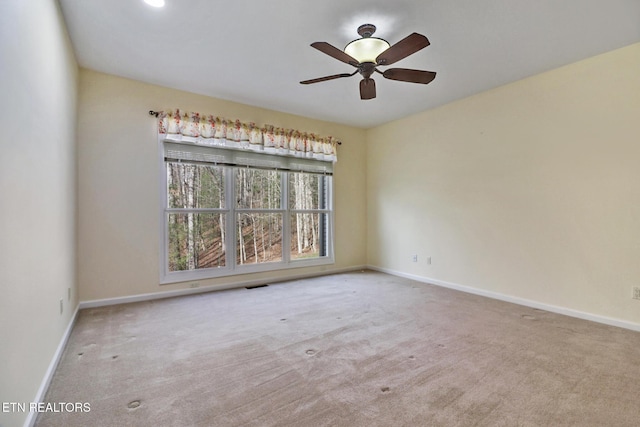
top-left (245, 284), bottom-right (269, 290)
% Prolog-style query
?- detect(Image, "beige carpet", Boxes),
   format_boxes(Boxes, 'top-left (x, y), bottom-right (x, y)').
top-left (36, 271), bottom-right (640, 426)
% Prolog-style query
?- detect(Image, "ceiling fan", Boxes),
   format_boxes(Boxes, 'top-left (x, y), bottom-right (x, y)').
top-left (300, 24), bottom-right (436, 100)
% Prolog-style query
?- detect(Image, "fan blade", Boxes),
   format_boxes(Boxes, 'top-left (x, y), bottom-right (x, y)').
top-left (360, 78), bottom-right (376, 100)
top-left (382, 68), bottom-right (436, 84)
top-left (376, 33), bottom-right (430, 65)
top-left (311, 42), bottom-right (359, 66)
top-left (300, 73), bottom-right (354, 85)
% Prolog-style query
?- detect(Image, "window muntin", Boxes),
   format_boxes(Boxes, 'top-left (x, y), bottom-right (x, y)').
top-left (167, 163), bottom-right (225, 209)
top-left (290, 212), bottom-right (329, 260)
top-left (236, 213), bottom-right (283, 265)
top-left (235, 169), bottom-right (281, 209)
top-left (168, 213), bottom-right (226, 271)
top-left (289, 172), bottom-right (327, 210)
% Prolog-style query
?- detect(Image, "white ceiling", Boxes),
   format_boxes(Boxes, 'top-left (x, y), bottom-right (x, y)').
top-left (58, 0), bottom-right (640, 128)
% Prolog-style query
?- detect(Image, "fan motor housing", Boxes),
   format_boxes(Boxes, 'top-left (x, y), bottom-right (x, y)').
top-left (357, 24), bottom-right (377, 38)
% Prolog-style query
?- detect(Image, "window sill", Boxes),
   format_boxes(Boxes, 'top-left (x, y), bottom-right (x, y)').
top-left (160, 257), bottom-right (334, 285)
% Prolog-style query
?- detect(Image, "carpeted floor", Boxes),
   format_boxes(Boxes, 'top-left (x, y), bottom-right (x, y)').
top-left (36, 270), bottom-right (640, 426)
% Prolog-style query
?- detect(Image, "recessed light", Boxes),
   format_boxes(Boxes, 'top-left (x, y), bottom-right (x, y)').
top-left (144, 0), bottom-right (165, 7)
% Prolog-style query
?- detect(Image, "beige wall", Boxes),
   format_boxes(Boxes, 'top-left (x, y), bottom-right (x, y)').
top-left (0, 1), bottom-right (78, 426)
top-left (367, 43), bottom-right (640, 326)
top-left (77, 70), bottom-right (367, 301)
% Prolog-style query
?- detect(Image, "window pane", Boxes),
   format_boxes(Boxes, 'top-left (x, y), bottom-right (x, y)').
top-left (235, 169), bottom-right (281, 209)
top-left (237, 213), bottom-right (282, 264)
top-left (289, 173), bottom-right (327, 210)
top-left (291, 213), bottom-right (329, 260)
top-left (167, 162), bottom-right (225, 209)
top-left (168, 213), bottom-right (226, 271)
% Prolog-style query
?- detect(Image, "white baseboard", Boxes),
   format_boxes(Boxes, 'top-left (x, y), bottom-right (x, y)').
top-left (367, 265), bottom-right (640, 333)
top-left (24, 305), bottom-right (79, 427)
top-left (79, 265), bottom-right (368, 309)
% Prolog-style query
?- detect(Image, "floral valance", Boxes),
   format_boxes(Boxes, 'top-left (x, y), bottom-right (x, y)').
top-left (157, 109), bottom-right (338, 163)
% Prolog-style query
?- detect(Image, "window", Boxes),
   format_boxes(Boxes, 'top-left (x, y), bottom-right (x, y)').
top-left (161, 144), bottom-right (334, 283)
top-left (166, 162), bottom-right (226, 272)
top-left (289, 172), bottom-right (330, 260)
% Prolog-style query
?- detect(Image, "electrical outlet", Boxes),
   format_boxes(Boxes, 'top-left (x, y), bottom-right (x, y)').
top-left (190, 282), bottom-right (200, 288)
top-left (59, 299), bottom-right (63, 315)
top-left (411, 254), bottom-right (418, 263)
top-left (633, 287), bottom-right (640, 300)
top-left (426, 256), bottom-right (432, 265)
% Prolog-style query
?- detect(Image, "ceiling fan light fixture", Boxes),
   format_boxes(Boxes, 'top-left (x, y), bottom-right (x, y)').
top-left (344, 37), bottom-right (390, 63)
top-left (302, 24), bottom-right (435, 101)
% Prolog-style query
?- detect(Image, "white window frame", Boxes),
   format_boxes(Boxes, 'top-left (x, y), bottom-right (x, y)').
top-left (159, 138), bottom-right (334, 284)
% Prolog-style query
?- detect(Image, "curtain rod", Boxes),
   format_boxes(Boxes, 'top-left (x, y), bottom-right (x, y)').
top-left (148, 110), bottom-right (341, 145)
